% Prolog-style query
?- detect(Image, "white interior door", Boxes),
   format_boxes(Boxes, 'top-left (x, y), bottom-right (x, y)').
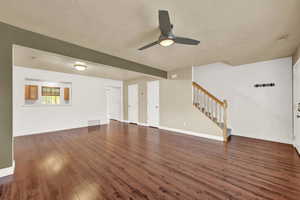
top-left (106, 87), bottom-right (121, 121)
top-left (147, 80), bottom-right (160, 127)
top-left (294, 62), bottom-right (300, 150)
top-left (128, 84), bottom-right (138, 123)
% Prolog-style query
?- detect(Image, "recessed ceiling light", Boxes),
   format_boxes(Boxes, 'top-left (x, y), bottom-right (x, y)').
top-left (74, 62), bottom-right (88, 71)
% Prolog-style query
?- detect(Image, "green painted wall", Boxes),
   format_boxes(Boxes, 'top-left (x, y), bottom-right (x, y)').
top-left (0, 40), bottom-right (13, 169)
top-left (0, 22), bottom-right (167, 169)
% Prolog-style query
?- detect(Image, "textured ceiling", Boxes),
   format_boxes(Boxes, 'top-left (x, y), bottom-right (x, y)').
top-left (2, 0), bottom-right (300, 71)
top-left (13, 45), bottom-right (148, 80)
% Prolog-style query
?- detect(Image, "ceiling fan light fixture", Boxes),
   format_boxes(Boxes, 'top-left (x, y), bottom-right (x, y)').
top-left (138, 10), bottom-right (200, 50)
top-left (74, 62), bottom-right (88, 71)
top-left (159, 39), bottom-right (175, 47)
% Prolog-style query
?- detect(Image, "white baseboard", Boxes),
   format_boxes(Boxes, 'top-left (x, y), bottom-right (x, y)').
top-left (138, 122), bottom-right (148, 126)
top-left (121, 120), bottom-right (155, 127)
top-left (121, 120), bottom-right (147, 126)
top-left (159, 126), bottom-right (224, 141)
top-left (119, 121), bottom-right (223, 141)
top-left (294, 143), bottom-right (300, 155)
top-left (0, 160), bottom-right (15, 178)
top-left (232, 133), bottom-right (292, 144)
top-left (14, 122), bottom-right (109, 137)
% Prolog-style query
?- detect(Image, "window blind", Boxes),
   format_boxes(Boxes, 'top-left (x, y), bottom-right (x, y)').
top-left (42, 87), bottom-right (60, 96)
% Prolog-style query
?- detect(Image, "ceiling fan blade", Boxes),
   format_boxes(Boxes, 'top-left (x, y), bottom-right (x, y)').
top-left (159, 10), bottom-right (172, 35)
top-left (138, 41), bottom-right (159, 50)
top-left (174, 37), bottom-right (200, 45)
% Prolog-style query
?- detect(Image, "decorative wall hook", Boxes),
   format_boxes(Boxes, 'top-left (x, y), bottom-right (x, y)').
top-left (254, 83), bottom-right (275, 88)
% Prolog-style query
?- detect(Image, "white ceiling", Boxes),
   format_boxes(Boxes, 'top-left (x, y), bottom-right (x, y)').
top-left (1, 0), bottom-right (300, 71)
top-left (13, 45), bottom-right (149, 80)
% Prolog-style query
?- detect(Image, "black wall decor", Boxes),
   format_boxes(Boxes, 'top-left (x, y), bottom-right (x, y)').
top-left (254, 83), bottom-right (275, 88)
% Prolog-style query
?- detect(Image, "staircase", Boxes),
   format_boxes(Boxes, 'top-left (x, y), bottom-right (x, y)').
top-left (192, 82), bottom-right (231, 142)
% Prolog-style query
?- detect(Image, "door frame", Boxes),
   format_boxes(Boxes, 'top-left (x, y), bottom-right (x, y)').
top-left (293, 59), bottom-right (300, 154)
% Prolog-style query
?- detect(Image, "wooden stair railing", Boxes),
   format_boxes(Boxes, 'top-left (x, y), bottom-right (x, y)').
top-left (192, 82), bottom-right (229, 142)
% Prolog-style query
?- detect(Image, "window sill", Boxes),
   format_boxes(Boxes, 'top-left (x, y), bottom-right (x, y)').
top-left (22, 104), bottom-right (72, 107)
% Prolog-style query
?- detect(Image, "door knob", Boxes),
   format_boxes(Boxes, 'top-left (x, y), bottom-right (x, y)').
top-left (297, 115), bottom-right (300, 118)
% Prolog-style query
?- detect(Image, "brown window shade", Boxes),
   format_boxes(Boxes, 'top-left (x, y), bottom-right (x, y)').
top-left (64, 88), bottom-right (70, 100)
top-left (25, 85), bottom-right (38, 100)
top-left (42, 87), bottom-right (60, 96)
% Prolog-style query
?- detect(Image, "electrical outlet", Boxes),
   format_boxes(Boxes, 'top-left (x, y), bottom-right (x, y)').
top-left (183, 122), bottom-right (187, 126)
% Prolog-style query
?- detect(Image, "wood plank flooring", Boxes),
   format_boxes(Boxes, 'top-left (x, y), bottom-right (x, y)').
top-left (0, 120), bottom-right (300, 200)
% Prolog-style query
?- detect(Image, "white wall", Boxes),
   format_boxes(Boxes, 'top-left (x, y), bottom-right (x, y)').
top-left (193, 57), bottom-right (293, 144)
top-left (293, 59), bottom-right (300, 153)
top-left (13, 66), bottom-right (122, 136)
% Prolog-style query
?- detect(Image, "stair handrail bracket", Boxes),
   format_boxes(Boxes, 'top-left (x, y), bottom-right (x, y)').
top-left (192, 82), bottom-right (229, 142)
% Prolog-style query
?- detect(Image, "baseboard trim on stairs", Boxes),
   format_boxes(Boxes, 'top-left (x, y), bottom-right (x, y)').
top-left (0, 161), bottom-right (15, 178)
top-left (159, 126), bottom-right (224, 141)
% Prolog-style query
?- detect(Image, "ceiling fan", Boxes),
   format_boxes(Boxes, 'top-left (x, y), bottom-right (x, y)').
top-left (138, 10), bottom-right (200, 50)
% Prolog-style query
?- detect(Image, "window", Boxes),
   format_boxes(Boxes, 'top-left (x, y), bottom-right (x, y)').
top-left (24, 78), bottom-right (72, 106)
top-left (41, 86), bottom-right (61, 105)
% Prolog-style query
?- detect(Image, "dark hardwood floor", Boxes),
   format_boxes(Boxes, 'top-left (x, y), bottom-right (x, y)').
top-left (0, 120), bottom-right (300, 200)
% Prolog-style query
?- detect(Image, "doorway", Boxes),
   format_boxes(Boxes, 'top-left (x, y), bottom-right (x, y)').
top-left (147, 80), bottom-right (160, 127)
top-left (128, 84), bottom-right (139, 123)
top-left (106, 86), bottom-right (122, 121)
